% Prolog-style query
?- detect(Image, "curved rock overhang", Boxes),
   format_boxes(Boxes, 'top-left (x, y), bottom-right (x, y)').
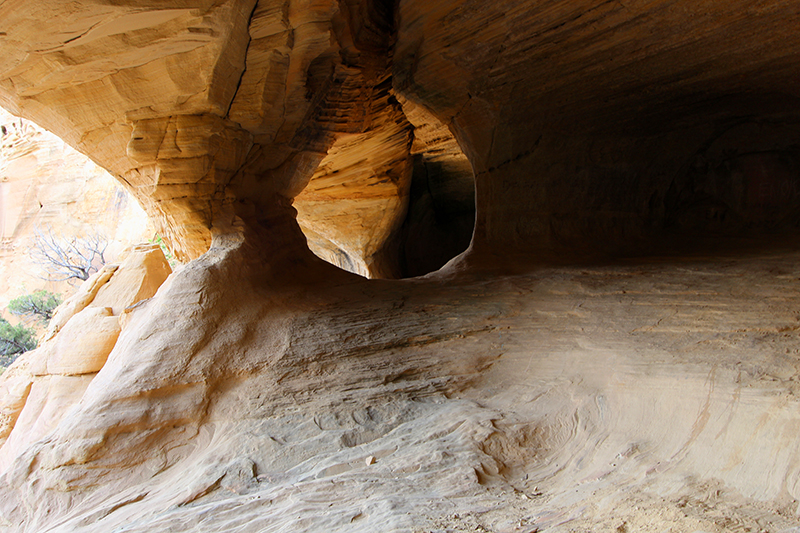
top-left (1, 1), bottom-right (797, 273)
top-left (394, 0), bottom-right (800, 264)
top-left (0, 0), bottom-right (476, 278)
top-left (2, 2), bottom-right (800, 532)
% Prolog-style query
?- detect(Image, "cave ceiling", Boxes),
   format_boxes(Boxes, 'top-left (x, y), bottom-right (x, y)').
top-left (0, 0), bottom-right (797, 272)
top-left (3, 2), bottom-right (800, 532)
top-left (0, 0), bottom-right (474, 277)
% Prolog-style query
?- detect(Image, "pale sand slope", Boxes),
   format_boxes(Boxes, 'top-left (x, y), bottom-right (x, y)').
top-left (1, 232), bottom-right (800, 532)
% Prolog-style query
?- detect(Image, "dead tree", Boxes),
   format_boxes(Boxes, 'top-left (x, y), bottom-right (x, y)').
top-left (30, 226), bottom-right (108, 283)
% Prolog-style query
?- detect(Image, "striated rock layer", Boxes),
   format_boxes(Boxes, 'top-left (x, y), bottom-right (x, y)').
top-left (0, 1), bottom-right (799, 532)
top-left (0, 0), bottom-right (474, 277)
top-left (2, 230), bottom-right (800, 532)
top-left (394, 0), bottom-right (800, 262)
top-left (0, 244), bottom-right (171, 471)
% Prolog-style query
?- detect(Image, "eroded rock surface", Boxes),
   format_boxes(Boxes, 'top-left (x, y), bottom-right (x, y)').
top-left (0, 244), bottom-right (171, 471)
top-left (0, 108), bottom-right (150, 308)
top-left (0, 1), bottom-right (800, 532)
top-left (2, 228), bottom-right (800, 532)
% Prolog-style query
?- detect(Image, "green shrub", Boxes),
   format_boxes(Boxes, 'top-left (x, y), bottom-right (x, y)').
top-left (8, 290), bottom-right (62, 325)
top-left (0, 317), bottom-right (37, 367)
top-left (150, 233), bottom-right (177, 267)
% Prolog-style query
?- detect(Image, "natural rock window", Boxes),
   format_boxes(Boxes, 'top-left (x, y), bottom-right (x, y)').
top-left (2, 1), bottom-right (800, 532)
top-left (295, 96), bottom-right (475, 279)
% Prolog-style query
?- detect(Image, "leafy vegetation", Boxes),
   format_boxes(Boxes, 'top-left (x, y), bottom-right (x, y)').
top-left (8, 290), bottom-right (62, 325)
top-left (0, 317), bottom-right (37, 367)
top-left (1, 289), bottom-right (61, 369)
top-left (150, 233), bottom-right (177, 268)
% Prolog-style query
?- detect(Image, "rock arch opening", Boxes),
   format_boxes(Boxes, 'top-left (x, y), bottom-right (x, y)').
top-left (294, 94), bottom-right (475, 279)
top-left (4, 2), bottom-right (800, 532)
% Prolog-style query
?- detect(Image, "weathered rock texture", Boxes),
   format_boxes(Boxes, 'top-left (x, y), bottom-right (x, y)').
top-left (0, 108), bottom-right (151, 309)
top-left (0, 1), bottom-right (800, 532)
top-left (0, 244), bottom-right (171, 471)
top-left (0, 0), bottom-right (474, 276)
top-left (394, 0), bottom-right (800, 262)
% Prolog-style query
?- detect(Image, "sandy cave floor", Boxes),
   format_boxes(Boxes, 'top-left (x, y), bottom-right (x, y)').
top-left (7, 237), bottom-right (800, 533)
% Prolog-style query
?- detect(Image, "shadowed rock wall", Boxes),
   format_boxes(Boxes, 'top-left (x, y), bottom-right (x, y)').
top-left (394, 0), bottom-right (800, 261)
top-left (0, 1), bottom-right (799, 532)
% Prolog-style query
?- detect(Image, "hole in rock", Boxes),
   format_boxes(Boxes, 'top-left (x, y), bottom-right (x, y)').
top-left (293, 98), bottom-right (475, 279)
top-left (0, 106), bottom-right (154, 331)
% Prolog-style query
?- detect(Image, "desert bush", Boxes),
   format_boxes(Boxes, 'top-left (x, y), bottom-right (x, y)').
top-left (149, 233), bottom-right (177, 268)
top-left (31, 225), bottom-right (108, 283)
top-left (8, 290), bottom-right (62, 325)
top-left (0, 317), bottom-right (37, 366)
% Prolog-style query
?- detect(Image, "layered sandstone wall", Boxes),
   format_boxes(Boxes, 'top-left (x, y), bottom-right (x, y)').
top-left (0, 222), bottom-right (799, 533)
top-left (0, 0), bottom-right (475, 278)
top-left (394, 0), bottom-right (800, 262)
top-left (0, 1), bottom-right (798, 533)
top-left (0, 245), bottom-right (171, 463)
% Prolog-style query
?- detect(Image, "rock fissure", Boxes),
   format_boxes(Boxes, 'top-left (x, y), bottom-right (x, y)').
top-left (224, 0), bottom-right (265, 120)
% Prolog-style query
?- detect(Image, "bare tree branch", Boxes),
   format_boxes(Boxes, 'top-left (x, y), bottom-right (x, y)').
top-left (30, 225), bottom-right (108, 283)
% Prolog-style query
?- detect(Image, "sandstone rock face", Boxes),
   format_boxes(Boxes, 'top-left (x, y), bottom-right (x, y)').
top-left (396, 96), bottom-right (475, 277)
top-left (1, 229), bottom-right (800, 532)
top-left (0, 1), bottom-right (800, 532)
top-left (0, 245), bottom-right (171, 472)
top-left (0, 362), bottom-right (32, 442)
top-left (44, 307), bottom-right (120, 376)
top-left (394, 0), bottom-right (800, 261)
top-left (0, 0), bottom-right (473, 276)
top-left (0, 107), bottom-right (151, 311)
top-left (91, 244), bottom-right (174, 315)
top-left (43, 265), bottom-right (118, 343)
top-left (294, 94), bottom-right (413, 278)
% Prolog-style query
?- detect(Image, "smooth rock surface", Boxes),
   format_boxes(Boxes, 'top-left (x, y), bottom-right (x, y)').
top-left (0, 1), bottom-right (799, 532)
top-left (0, 244), bottom-right (171, 477)
top-left (0, 230), bottom-right (798, 532)
top-left (91, 243), bottom-right (173, 316)
top-left (45, 307), bottom-right (120, 376)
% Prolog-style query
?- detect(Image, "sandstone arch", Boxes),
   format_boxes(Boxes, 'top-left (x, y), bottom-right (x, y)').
top-left (1, 1), bottom-right (800, 532)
